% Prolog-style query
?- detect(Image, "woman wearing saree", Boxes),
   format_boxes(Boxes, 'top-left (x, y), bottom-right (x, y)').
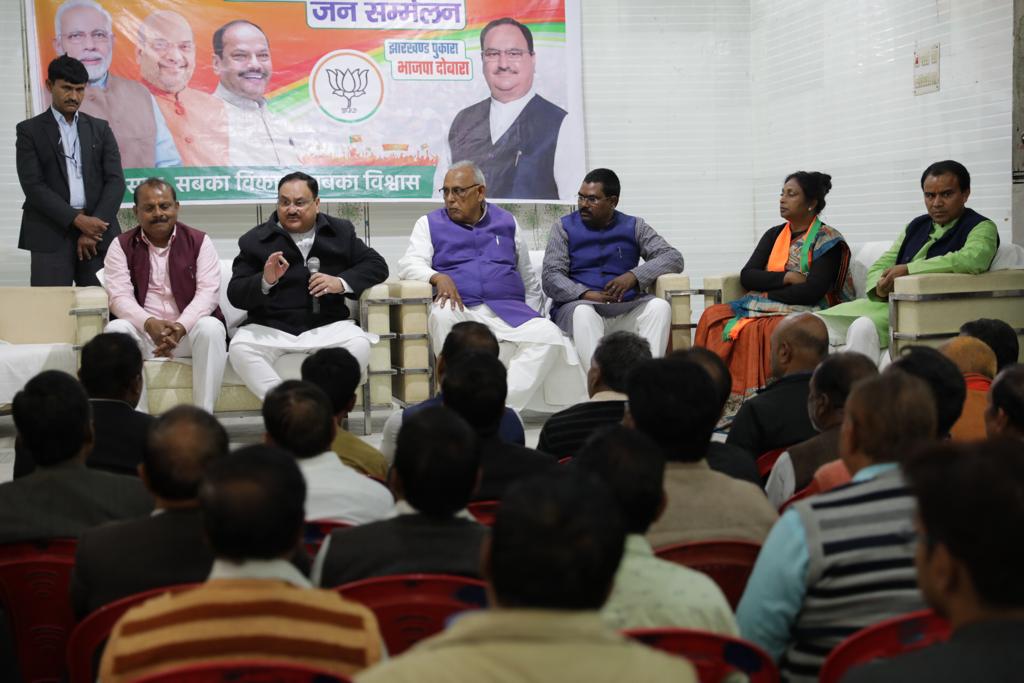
top-left (695, 171), bottom-right (854, 401)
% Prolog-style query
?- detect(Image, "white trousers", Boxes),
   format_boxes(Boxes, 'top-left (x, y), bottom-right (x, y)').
top-left (571, 298), bottom-right (672, 371)
top-left (228, 321), bottom-right (373, 401)
top-left (105, 316), bottom-right (227, 413)
top-left (814, 314), bottom-right (883, 364)
top-left (428, 303), bottom-right (578, 412)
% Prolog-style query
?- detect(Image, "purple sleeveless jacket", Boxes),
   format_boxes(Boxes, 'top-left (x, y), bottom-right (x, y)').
top-left (427, 205), bottom-right (539, 327)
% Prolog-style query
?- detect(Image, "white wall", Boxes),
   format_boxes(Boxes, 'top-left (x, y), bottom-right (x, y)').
top-left (0, 0), bottom-right (1013, 288)
top-left (750, 0), bottom-right (1013, 247)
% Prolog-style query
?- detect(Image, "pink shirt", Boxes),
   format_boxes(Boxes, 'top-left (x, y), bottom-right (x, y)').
top-left (104, 226), bottom-right (221, 332)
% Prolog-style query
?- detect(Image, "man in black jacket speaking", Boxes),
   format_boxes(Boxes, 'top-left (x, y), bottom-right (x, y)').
top-left (227, 172), bottom-right (388, 399)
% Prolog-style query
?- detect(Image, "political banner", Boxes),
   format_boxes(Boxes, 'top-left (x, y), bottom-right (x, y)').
top-left (25, 0), bottom-right (584, 203)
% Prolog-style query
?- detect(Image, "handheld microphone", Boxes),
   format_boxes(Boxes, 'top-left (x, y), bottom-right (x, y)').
top-left (307, 257), bottom-right (321, 315)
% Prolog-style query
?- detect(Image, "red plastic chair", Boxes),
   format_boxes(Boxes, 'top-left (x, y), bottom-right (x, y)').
top-left (756, 447), bottom-right (788, 480)
top-left (818, 609), bottom-right (952, 683)
top-left (653, 540), bottom-right (761, 609)
top-left (66, 583), bottom-right (200, 683)
top-left (467, 500), bottom-right (500, 526)
top-left (0, 538), bottom-right (78, 683)
top-left (128, 659), bottom-right (352, 682)
top-left (625, 627), bottom-right (780, 683)
top-left (778, 484), bottom-right (815, 513)
top-left (303, 519), bottom-right (353, 555)
top-left (336, 573), bottom-right (487, 655)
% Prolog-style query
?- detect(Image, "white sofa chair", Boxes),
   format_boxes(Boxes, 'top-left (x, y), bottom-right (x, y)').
top-left (389, 251), bottom-right (692, 414)
top-left (700, 241), bottom-right (1024, 363)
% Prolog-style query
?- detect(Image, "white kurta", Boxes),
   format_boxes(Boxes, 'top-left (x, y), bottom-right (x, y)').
top-left (398, 210), bottom-right (586, 412)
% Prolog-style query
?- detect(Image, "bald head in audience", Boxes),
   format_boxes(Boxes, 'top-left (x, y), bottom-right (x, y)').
top-left (940, 336), bottom-right (997, 379)
top-left (770, 313), bottom-right (829, 378)
top-left (987, 365), bottom-right (1024, 439)
top-left (840, 371), bottom-right (937, 476)
top-left (142, 405), bottom-right (228, 507)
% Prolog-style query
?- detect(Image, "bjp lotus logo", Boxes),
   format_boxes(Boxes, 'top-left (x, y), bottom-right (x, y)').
top-left (326, 68), bottom-right (369, 109)
top-left (311, 50), bottom-right (384, 123)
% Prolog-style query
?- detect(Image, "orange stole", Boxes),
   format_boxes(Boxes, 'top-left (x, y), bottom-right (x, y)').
top-left (694, 304), bottom-right (786, 398)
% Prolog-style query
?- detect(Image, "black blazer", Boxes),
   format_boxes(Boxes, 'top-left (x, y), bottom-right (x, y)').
top-left (0, 462), bottom-right (152, 545)
top-left (227, 212), bottom-right (389, 335)
top-left (15, 110), bottom-right (125, 253)
top-left (317, 513), bottom-right (487, 588)
top-left (70, 507), bottom-right (213, 619)
top-left (13, 399), bottom-right (154, 479)
top-left (726, 372), bottom-right (817, 459)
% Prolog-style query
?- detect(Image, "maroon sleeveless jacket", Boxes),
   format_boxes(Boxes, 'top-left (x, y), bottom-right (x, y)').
top-left (117, 222), bottom-right (225, 324)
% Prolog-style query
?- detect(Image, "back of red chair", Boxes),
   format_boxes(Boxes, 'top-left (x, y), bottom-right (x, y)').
top-left (303, 520), bottom-right (354, 555)
top-left (653, 540), bottom-right (761, 609)
top-left (467, 500), bottom-right (499, 526)
top-left (336, 573), bottom-right (487, 655)
top-left (625, 627), bottom-right (780, 683)
top-left (0, 539), bottom-right (78, 683)
top-left (818, 609), bottom-right (951, 683)
top-left (756, 447), bottom-right (788, 480)
top-left (66, 582), bottom-right (200, 683)
top-left (128, 659), bottom-right (352, 682)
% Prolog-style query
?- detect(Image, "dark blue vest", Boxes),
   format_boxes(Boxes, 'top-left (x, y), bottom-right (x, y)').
top-left (895, 208), bottom-right (995, 265)
top-left (552, 210), bottom-right (640, 318)
top-left (448, 94), bottom-right (566, 200)
top-left (427, 204), bottom-right (539, 327)
top-left (403, 394), bottom-right (525, 446)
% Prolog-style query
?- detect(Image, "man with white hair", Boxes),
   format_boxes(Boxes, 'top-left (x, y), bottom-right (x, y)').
top-left (52, 0), bottom-right (180, 168)
top-left (398, 160), bottom-right (585, 412)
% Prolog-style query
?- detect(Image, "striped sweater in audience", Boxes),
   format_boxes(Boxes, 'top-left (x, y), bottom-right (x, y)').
top-left (99, 563), bottom-right (383, 682)
top-left (779, 467), bottom-right (923, 682)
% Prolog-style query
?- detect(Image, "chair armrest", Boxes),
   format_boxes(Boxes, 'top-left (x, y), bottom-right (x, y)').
top-left (655, 273), bottom-right (693, 351)
top-left (70, 286), bottom-right (109, 348)
top-left (387, 280), bottom-right (434, 404)
top-left (889, 270), bottom-right (1024, 361)
top-left (702, 273), bottom-right (744, 307)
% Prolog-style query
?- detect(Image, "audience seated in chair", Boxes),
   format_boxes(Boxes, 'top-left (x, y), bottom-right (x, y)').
top-left (842, 438), bottom-right (1024, 682)
top-left (70, 405), bottom-right (228, 619)
top-left (13, 332), bottom-right (154, 479)
top-left (537, 331), bottom-right (651, 459)
top-left (726, 313), bottom-right (827, 460)
top-left (939, 336), bottom-right (996, 442)
top-left (355, 470), bottom-right (697, 683)
top-left (263, 380), bottom-right (394, 524)
top-left (737, 371), bottom-right (935, 682)
top-left (671, 347), bottom-right (761, 484)
top-left (99, 445), bottom-right (384, 682)
top-left (380, 321), bottom-right (525, 462)
top-left (812, 346), bottom-right (965, 493)
top-left (985, 364), bottom-right (1024, 439)
top-left (442, 351), bottom-right (556, 501)
top-left (959, 317), bottom-right (1020, 372)
top-left (765, 352), bottom-right (877, 508)
top-left (574, 425), bottom-right (738, 634)
top-left (314, 406), bottom-right (486, 587)
top-left (625, 356), bottom-right (777, 546)
top-left (302, 348), bottom-right (389, 479)
top-left (0, 370), bottom-right (152, 544)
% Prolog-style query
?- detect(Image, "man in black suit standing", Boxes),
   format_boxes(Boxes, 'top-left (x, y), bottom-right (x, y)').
top-left (70, 404), bottom-right (228, 618)
top-left (16, 55), bottom-right (125, 286)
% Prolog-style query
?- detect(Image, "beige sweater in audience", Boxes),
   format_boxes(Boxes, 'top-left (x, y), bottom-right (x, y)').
top-left (647, 461), bottom-right (778, 547)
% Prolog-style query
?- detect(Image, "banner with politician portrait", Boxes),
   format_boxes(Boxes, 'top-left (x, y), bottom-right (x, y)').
top-left (25, 0), bottom-right (585, 203)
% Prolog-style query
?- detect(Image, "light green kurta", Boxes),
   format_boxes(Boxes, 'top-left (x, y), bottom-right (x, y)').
top-left (818, 215), bottom-right (998, 347)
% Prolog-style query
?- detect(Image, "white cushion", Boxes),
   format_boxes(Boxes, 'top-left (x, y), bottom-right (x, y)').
top-left (851, 242), bottom-right (890, 299)
top-left (991, 243), bottom-right (1024, 271)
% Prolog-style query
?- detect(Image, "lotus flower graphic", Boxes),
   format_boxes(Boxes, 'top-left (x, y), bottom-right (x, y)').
top-left (327, 68), bottom-right (369, 108)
